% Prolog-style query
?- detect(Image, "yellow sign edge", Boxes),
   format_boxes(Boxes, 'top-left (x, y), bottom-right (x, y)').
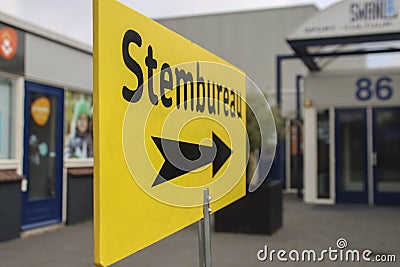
top-left (93, 0), bottom-right (102, 266)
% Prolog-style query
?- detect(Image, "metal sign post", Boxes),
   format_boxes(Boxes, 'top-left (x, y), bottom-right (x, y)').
top-left (198, 188), bottom-right (212, 267)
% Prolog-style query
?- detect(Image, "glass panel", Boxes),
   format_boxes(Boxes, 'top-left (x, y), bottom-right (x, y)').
top-left (0, 77), bottom-right (15, 159)
top-left (375, 109), bottom-right (400, 192)
top-left (337, 110), bottom-right (366, 192)
top-left (289, 122), bottom-right (304, 189)
top-left (64, 90), bottom-right (93, 159)
top-left (317, 110), bottom-right (330, 198)
top-left (289, 122), bottom-right (298, 189)
top-left (28, 92), bottom-right (57, 199)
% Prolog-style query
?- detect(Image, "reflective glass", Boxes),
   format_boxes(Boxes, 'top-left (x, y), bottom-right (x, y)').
top-left (0, 77), bottom-right (15, 159)
top-left (337, 110), bottom-right (366, 192)
top-left (28, 92), bottom-right (57, 199)
top-left (375, 109), bottom-right (400, 192)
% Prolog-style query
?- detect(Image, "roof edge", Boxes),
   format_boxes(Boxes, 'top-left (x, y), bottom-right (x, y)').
top-left (155, 3), bottom-right (318, 21)
top-left (0, 10), bottom-right (92, 54)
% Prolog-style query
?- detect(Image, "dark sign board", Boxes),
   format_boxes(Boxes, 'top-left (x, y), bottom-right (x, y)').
top-left (0, 22), bottom-right (24, 75)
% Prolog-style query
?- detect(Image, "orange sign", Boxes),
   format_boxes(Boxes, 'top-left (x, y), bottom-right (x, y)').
top-left (31, 97), bottom-right (51, 126)
top-left (0, 27), bottom-right (18, 60)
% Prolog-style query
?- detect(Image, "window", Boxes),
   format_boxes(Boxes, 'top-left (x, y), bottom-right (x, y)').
top-left (0, 76), bottom-right (15, 159)
top-left (317, 109), bottom-right (330, 198)
top-left (64, 90), bottom-right (93, 159)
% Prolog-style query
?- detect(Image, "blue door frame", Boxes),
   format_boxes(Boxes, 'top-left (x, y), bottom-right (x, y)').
top-left (22, 81), bottom-right (64, 230)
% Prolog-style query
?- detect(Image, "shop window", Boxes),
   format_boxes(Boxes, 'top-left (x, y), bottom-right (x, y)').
top-left (0, 77), bottom-right (15, 160)
top-left (317, 109), bottom-right (330, 198)
top-left (64, 90), bottom-right (93, 159)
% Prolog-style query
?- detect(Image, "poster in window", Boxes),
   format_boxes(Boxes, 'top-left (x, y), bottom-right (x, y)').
top-left (65, 91), bottom-right (93, 159)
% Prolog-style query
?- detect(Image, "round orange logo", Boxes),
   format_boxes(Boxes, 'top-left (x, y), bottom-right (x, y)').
top-left (31, 97), bottom-right (51, 126)
top-left (0, 27), bottom-right (18, 60)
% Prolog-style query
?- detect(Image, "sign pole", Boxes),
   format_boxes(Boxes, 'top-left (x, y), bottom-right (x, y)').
top-left (197, 213), bottom-right (205, 267)
top-left (198, 188), bottom-right (212, 267)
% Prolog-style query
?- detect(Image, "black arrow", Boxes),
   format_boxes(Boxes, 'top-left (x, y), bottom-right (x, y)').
top-left (151, 133), bottom-right (232, 187)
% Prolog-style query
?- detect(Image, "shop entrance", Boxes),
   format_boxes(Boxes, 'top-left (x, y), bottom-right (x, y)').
top-left (335, 107), bottom-right (400, 205)
top-left (22, 81), bottom-right (64, 229)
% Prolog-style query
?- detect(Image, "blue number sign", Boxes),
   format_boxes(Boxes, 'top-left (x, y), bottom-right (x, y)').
top-left (355, 76), bottom-right (394, 101)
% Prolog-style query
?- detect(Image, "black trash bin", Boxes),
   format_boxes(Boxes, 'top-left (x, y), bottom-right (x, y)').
top-left (66, 168), bottom-right (93, 225)
top-left (0, 170), bottom-right (23, 242)
top-left (214, 179), bottom-right (282, 235)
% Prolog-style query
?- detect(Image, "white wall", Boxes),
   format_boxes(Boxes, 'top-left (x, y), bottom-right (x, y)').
top-left (25, 34), bottom-right (92, 91)
top-left (303, 106), bottom-right (316, 203)
top-left (305, 69), bottom-right (400, 108)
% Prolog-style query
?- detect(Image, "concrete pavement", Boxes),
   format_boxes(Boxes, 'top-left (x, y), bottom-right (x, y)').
top-left (0, 194), bottom-right (399, 266)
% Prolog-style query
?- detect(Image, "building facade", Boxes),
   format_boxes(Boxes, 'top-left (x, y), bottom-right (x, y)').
top-left (0, 4), bottom-right (322, 239)
top-left (0, 12), bottom-right (93, 240)
top-left (159, 1), bottom-right (400, 205)
top-left (303, 70), bottom-right (400, 205)
top-left (2, 0), bottom-right (398, 242)
top-left (287, 0), bottom-right (400, 205)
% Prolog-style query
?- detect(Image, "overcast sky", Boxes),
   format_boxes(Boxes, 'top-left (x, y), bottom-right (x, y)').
top-left (0, 0), bottom-right (341, 46)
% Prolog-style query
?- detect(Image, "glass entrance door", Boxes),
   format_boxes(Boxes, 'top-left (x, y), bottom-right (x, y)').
top-left (335, 109), bottom-right (368, 203)
top-left (22, 81), bottom-right (64, 229)
top-left (373, 108), bottom-right (400, 205)
top-left (335, 107), bottom-right (400, 205)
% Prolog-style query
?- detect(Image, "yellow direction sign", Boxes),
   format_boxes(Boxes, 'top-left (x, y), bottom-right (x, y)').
top-left (94, 1), bottom-right (246, 266)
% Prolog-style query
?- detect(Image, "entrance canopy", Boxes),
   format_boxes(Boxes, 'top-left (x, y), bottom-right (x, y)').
top-left (287, 0), bottom-right (400, 71)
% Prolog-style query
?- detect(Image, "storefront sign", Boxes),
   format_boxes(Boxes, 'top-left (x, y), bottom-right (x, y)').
top-left (289, 0), bottom-right (400, 40)
top-left (0, 23), bottom-right (24, 75)
top-left (0, 27), bottom-right (17, 60)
